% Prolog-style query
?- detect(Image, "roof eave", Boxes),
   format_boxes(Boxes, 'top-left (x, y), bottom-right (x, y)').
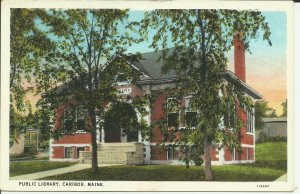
top-left (226, 70), bottom-right (263, 100)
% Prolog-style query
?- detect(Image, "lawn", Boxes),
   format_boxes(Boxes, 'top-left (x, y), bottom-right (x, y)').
top-left (40, 142), bottom-right (287, 181)
top-left (10, 161), bottom-right (77, 177)
top-left (41, 164), bottom-right (285, 181)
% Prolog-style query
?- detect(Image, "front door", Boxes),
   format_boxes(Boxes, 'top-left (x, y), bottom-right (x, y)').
top-left (76, 147), bottom-right (85, 158)
top-left (104, 127), bottom-right (121, 142)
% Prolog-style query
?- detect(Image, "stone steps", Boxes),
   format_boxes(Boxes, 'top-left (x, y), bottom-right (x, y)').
top-left (80, 143), bottom-right (144, 165)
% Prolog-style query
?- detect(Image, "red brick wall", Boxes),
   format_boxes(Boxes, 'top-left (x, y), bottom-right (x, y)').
top-left (131, 85), bottom-right (146, 97)
top-left (210, 147), bottom-right (218, 161)
top-left (151, 92), bottom-right (166, 143)
top-left (150, 146), bottom-right (167, 160)
top-left (224, 147), bottom-right (233, 161)
top-left (53, 104), bottom-right (65, 130)
top-left (53, 133), bottom-right (91, 144)
top-left (52, 146), bottom-right (64, 159)
top-left (237, 105), bottom-right (254, 145)
top-left (249, 147), bottom-right (254, 160)
top-left (241, 147), bottom-right (247, 160)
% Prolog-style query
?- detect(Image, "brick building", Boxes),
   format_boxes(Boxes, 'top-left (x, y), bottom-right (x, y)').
top-left (49, 37), bottom-right (261, 165)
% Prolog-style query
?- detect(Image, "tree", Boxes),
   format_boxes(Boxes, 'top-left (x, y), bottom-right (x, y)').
top-left (268, 109), bottom-right (277, 118)
top-left (254, 100), bottom-right (272, 130)
top-left (142, 10), bottom-right (271, 180)
top-left (38, 9), bottom-right (143, 173)
top-left (281, 99), bottom-right (287, 117)
top-left (10, 9), bottom-right (54, 145)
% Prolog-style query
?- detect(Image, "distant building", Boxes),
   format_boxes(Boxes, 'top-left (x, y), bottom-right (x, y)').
top-left (256, 117), bottom-right (287, 141)
top-left (9, 128), bottom-right (40, 156)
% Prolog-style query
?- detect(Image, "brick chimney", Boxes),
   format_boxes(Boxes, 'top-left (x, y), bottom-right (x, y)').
top-left (234, 34), bottom-right (246, 82)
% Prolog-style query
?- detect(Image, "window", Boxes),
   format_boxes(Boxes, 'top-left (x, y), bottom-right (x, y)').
top-left (167, 98), bottom-right (179, 127)
top-left (76, 106), bottom-right (87, 132)
top-left (63, 106), bottom-right (87, 133)
top-left (185, 97), bottom-right (197, 127)
top-left (224, 100), bottom-right (236, 129)
top-left (167, 146), bottom-right (180, 160)
top-left (246, 108), bottom-right (254, 133)
top-left (65, 147), bottom-right (73, 158)
top-left (64, 108), bottom-right (74, 132)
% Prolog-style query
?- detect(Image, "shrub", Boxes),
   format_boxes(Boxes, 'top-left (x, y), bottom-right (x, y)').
top-left (257, 131), bottom-right (287, 143)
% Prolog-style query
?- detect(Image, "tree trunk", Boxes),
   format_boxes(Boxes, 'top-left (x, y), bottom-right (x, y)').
top-left (89, 108), bottom-right (98, 173)
top-left (204, 136), bottom-right (213, 180)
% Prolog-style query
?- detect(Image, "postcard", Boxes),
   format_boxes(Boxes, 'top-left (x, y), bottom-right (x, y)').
top-left (0, 0), bottom-right (295, 192)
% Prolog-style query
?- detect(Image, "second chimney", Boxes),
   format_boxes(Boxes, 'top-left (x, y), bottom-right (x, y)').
top-left (234, 34), bottom-right (246, 82)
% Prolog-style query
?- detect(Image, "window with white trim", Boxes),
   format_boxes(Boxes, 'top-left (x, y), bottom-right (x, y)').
top-left (167, 146), bottom-right (180, 160)
top-left (167, 98), bottom-right (179, 127)
top-left (65, 147), bottom-right (73, 158)
top-left (224, 100), bottom-right (236, 129)
top-left (63, 106), bottom-right (87, 133)
top-left (64, 108), bottom-right (74, 132)
top-left (185, 97), bottom-right (197, 127)
top-left (76, 106), bottom-right (87, 132)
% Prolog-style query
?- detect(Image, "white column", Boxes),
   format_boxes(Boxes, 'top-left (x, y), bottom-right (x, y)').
top-left (101, 128), bottom-right (105, 143)
top-left (135, 108), bottom-right (143, 143)
top-left (143, 104), bottom-right (151, 164)
top-left (219, 148), bottom-right (225, 165)
top-left (96, 128), bottom-right (100, 143)
top-left (49, 138), bottom-right (54, 161)
top-left (138, 131), bottom-right (142, 143)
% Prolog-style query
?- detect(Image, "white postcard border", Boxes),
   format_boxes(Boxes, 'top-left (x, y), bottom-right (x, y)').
top-left (0, 0), bottom-right (295, 192)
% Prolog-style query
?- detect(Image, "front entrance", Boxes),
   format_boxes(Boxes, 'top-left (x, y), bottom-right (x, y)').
top-left (76, 147), bottom-right (85, 158)
top-left (103, 101), bottom-right (139, 143)
top-left (104, 127), bottom-right (121, 142)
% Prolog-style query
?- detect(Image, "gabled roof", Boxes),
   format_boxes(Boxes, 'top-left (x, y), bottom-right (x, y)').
top-left (134, 50), bottom-right (262, 100)
top-left (134, 50), bottom-right (177, 80)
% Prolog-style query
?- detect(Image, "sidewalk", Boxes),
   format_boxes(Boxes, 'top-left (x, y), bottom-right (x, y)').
top-left (10, 163), bottom-right (117, 180)
top-left (274, 173), bottom-right (287, 182)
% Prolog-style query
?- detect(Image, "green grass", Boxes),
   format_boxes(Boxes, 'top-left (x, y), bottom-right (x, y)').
top-left (10, 161), bottom-right (77, 177)
top-left (40, 142), bottom-right (287, 181)
top-left (41, 164), bottom-right (285, 181)
top-left (240, 142), bottom-right (287, 170)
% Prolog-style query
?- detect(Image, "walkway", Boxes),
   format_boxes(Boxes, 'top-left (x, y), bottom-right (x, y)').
top-left (10, 163), bottom-right (118, 180)
top-left (275, 173), bottom-right (287, 182)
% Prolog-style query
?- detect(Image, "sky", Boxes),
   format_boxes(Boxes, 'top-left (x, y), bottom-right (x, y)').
top-left (25, 10), bottom-right (287, 115)
top-left (124, 11), bottom-right (287, 115)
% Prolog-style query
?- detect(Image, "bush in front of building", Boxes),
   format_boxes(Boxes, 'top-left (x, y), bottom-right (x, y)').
top-left (256, 131), bottom-right (287, 143)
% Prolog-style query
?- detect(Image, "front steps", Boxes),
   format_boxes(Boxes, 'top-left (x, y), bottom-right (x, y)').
top-left (79, 142), bottom-right (144, 165)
